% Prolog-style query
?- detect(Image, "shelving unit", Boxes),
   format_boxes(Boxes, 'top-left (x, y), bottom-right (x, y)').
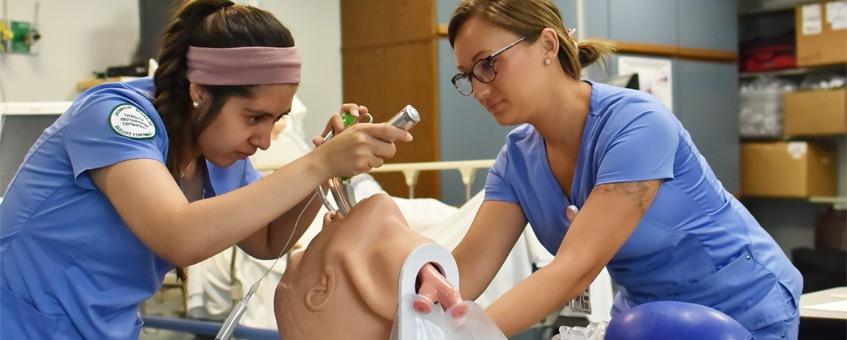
top-left (739, 0), bottom-right (819, 16)
top-left (740, 63), bottom-right (847, 79)
top-left (737, 4), bottom-right (846, 321)
top-left (809, 196), bottom-right (847, 210)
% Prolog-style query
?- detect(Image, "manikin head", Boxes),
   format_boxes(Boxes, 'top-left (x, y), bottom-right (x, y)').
top-left (274, 194), bottom-right (435, 339)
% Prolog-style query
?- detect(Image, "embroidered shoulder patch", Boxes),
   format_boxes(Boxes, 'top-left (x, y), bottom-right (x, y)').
top-left (108, 104), bottom-right (156, 139)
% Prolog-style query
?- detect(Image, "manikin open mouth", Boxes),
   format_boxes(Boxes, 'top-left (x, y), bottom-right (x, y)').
top-left (413, 263), bottom-right (469, 319)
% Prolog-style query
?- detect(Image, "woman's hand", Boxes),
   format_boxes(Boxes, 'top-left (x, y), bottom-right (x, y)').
top-left (310, 103), bottom-right (413, 178)
top-left (312, 103), bottom-right (371, 147)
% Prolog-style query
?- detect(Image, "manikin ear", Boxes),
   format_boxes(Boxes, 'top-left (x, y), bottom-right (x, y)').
top-left (304, 266), bottom-right (336, 311)
top-left (539, 27), bottom-right (560, 63)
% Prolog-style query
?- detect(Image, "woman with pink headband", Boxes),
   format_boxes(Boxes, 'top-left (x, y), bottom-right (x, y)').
top-left (0, 1), bottom-right (411, 338)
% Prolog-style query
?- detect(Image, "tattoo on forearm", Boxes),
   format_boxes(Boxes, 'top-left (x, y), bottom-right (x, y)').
top-left (598, 181), bottom-right (653, 213)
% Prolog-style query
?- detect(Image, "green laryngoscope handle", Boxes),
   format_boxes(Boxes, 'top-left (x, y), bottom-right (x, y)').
top-left (341, 111), bottom-right (357, 127)
top-left (340, 112), bottom-right (360, 181)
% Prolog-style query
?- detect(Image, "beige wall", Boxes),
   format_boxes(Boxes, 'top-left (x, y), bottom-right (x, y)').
top-left (0, 0), bottom-right (342, 143)
top-left (1, 0), bottom-right (139, 101)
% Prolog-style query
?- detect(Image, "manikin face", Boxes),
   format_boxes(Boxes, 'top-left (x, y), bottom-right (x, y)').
top-left (452, 17), bottom-right (549, 126)
top-left (274, 194), bottom-right (436, 339)
top-left (196, 84), bottom-right (297, 167)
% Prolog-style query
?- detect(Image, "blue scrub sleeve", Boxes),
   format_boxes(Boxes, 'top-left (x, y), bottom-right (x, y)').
top-left (595, 110), bottom-right (678, 185)
top-left (64, 100), bottom-right (167, 190)
top-left (484, 146), bottom-right (518, 203)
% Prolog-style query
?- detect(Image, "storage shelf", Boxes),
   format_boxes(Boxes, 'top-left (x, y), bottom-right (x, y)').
top-left (741, 196), bottom-right (847, 210)
top-left (739, 5), bottom-right (794, 16)
top-left (738, 0), bottom-right (818, 16)
top-left (740, 64), bottom-right (847, 79)
top-left (740, 68), bottom-right (815, 79)
top-left (739, 6), bottom-right (793, 16)
top-left (741, 134), bottom-right (847, 142)
top-left (739, 136), bottom-right (791, 143)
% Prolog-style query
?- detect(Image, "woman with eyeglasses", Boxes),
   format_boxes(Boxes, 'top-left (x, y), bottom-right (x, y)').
top-left (446, 1), bottom-right (801, 339)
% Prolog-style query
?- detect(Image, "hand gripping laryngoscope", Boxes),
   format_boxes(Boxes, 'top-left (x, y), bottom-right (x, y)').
top-left (317, 104), bottom-right (420, 216)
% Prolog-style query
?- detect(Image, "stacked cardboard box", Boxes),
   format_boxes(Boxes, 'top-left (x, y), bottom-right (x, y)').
top-left (796, 1), bottom-right (847, 66)
top-left (741, 141), bottom-right (838, 197)
top-left (784, 89), bottom-right (847, 136)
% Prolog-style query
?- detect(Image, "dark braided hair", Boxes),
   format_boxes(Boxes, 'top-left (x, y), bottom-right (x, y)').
top-left (153, 0), bottom-right (294, 279)
top-left (154, 0), bottom-right (294, 179)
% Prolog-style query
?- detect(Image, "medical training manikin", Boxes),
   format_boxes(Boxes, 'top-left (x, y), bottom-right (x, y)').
top-left (273, 194), bottom-right (507, 340)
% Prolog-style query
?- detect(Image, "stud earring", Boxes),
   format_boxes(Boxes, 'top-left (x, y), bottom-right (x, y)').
top-left (192, 101), bottom-right (200, 109)
top-left (544, 58), bottom-right (551, 65)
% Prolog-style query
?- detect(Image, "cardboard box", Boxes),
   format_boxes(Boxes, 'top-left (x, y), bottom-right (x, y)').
top-left (784, 89), bottom-right (847, 136)
top-left (741, 141), bottom-right (837, 197)
top-left (795, 1), bottom-right (847, 66)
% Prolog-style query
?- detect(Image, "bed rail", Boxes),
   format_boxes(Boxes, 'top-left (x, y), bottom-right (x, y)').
top-left (369, 159), bottom-right (493, 200)
top-left (256, 159), bottom-right (494, 201)
top-left (257, 159), bottom-right (494, 200)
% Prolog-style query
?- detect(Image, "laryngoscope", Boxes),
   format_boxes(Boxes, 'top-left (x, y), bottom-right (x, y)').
top-left (317, 104), bottom-right (420, 216)
top-left (214, 105), bottom-right (419, 340)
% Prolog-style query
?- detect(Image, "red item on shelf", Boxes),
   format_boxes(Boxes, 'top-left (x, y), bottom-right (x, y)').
top-left (740, 43), bottom-right (797, 72)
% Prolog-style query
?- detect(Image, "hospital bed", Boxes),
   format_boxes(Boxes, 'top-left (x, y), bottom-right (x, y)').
top-left (141, 160), bottom-right (613, 338)
top-left (141, 103), bottom-right (614, 338)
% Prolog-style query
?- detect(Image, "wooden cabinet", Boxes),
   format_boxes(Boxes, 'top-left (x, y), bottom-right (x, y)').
top-left (341, 0), bottom-right (441, 199)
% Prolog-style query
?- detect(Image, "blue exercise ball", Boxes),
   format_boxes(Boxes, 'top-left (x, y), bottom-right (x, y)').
top-left (605, 301), bottom-right (752, 340)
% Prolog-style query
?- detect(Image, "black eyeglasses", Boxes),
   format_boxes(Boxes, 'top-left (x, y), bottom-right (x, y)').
top-left (451, 36), bottom-right (526, 96)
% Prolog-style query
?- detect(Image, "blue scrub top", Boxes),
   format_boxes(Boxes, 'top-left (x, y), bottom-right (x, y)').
top-left (485, 81), bottom-right (802, 333)
top-left (0, 78), bottom-right (262, 339)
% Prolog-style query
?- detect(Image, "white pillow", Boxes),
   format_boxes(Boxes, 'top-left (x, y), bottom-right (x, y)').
top-left (250, 96), bottom-right (312, 172)
top-left (285, 95), bottom-right (309, 144)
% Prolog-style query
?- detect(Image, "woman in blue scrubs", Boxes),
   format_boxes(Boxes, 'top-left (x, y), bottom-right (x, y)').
top-left (446, 1), bottom-right (802, 339)
top-left (0, 1), bottom-right (411, 338)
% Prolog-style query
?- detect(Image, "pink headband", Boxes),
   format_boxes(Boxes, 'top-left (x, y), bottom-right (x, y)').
top-left (186, 46), bottom-right (302, 85)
